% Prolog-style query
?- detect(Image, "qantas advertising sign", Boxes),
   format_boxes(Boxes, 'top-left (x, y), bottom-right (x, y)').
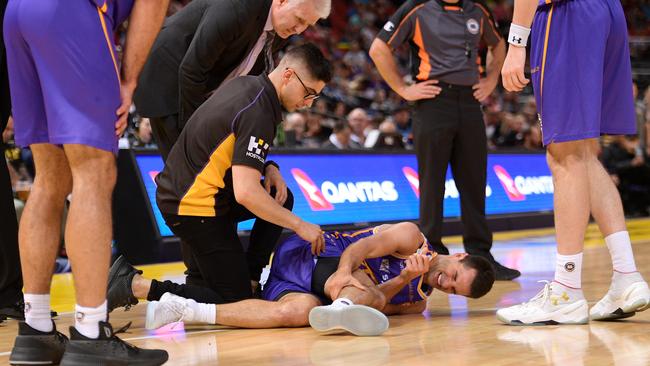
top-left (134, 153), bottom-right (553, 236)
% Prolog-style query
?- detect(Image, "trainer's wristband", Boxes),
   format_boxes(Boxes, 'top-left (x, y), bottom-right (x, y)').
top-left (264, 160), bottom-right (280, 172)
top-left (508, 24), bottom-right (530, 47)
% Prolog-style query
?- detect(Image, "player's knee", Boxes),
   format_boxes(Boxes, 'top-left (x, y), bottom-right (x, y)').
top-left (277, 301), bottom-right (311, 327)
top-left (71, 156), bottom-right (117, 192)
top-left (397, 222), bottom-right (421, 243)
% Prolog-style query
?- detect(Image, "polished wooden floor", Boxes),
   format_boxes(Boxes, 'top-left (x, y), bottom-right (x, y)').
top-left (1, 218), bottom-right (650, 365)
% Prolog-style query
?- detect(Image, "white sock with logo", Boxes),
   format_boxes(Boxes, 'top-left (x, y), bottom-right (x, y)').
top-left (74, 301), bottom-right (107, 339)
top-left (554, 252), bottom-right (583, 289)
top-left (331, 298), bottom-right (354, 308)
top-left (24, 294), bottom-right (53, 333)
top-left (605, 231), bottom-right (637, 273)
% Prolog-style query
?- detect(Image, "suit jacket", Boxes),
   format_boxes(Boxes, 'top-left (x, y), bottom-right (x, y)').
top-left (134, 0), bottom-right (278, 125)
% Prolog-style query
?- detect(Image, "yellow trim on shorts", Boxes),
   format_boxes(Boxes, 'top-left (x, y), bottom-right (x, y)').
top-left (96, 6), bottom-right (120, 82)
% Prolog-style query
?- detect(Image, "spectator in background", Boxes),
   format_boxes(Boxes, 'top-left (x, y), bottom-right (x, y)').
top-left (496, 114), bottom-right (527, 148)
top-left (601, 135), bottom-right (650, 216)
top-left (129, 118), bottom-right (157, 149)
top-left (523, 123), bottom-right (544, 151)
top-left (283, 112), bottom-right (307, 147)
top-left (302, 112), bottom-right (331, 148)
top-left (346, 107), bottom-right (369, 147)
top-left (392, 105), bottom-right (412, 146)
top-left (323, 120), bottom-right (357, 149)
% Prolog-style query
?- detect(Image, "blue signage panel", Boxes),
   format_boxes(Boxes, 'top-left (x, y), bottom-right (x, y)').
top-left (134, 153), bottom-right (553, 237)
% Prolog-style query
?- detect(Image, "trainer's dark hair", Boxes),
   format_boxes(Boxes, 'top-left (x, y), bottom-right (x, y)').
top-left (284, 43), bottom-right (332, 83)
top-left (460, 255), bottom-right (496, 299)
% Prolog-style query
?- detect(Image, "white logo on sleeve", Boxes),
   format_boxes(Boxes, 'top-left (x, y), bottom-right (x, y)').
top-left (466, 19), bottom-right (480, 35)
top-left (383, 21), bottom-right (395, 32)
top-left (246, 136), bottom-right (270, 163)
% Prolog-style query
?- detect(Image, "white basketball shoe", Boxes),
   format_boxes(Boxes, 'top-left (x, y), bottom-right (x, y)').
top-left (590, 272), bottom-right (650, 321)
top-left (309, 303), bottom-right (389, 336)
top-left (496, 281), bottom-right (589, 325)
top-left (145, 293), bottom-right (193, 330)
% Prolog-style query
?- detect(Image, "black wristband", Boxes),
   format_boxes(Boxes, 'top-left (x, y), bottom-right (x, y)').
top-left (264, 160), bottom-right (280, 172)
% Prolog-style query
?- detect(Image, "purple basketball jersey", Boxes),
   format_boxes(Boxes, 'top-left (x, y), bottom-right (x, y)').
top-left (360, 241), bottom-right (435, 304)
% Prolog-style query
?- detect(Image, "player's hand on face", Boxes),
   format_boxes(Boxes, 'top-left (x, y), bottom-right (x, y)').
top-left (263, 164), bottom-right (288, 205)
top-left (399, 80), bottom-right (442, 101)
top-left (325, 270), bottom-right (366, 300)
top-left (296, 221), bottom-right (324, 255)
top-left (501, 46), bottom-right (529, 92)
top-left (472, 77), bottom-right (498, 103)
top-left (400, 253), bottom-right (431, 280)
top-left (116, 81), bottom-right (136, 137)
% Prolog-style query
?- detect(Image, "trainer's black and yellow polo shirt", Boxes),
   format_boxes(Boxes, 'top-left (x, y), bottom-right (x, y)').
top-left (377, 0), bottom-right (501, 86)
top-left (156, 74), bottom-right (282, 217)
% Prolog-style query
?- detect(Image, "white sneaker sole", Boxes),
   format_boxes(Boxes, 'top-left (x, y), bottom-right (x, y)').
top-left (309, 305), bottom-right (389, 336)
top-left (590, 282), bottom-right (650, 321)
top-left (497, 300), bottom-right (589, 326)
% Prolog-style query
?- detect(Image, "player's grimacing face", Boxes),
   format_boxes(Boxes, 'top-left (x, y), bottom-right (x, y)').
top-left (272, 0), bottom-right (320, 38)
top-left (431, 256), bottom-right (476, 297)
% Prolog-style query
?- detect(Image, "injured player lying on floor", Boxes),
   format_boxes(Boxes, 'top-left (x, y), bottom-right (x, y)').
top-left (116, 222), bottom-right (496, 336)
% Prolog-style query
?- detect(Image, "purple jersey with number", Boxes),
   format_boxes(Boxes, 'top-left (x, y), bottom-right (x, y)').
top-left (262, 228), bottom-right (434, 305)
top-left (360, 241), bottom-right (435, 305)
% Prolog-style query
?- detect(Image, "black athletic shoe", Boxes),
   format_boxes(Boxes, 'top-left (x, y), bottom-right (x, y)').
top-left (9, 321), bottom-right (68, 365)
top-left (0, 314), bottom-right (5, 323)
top-left (0, 300), bottom-right (58, 320)
top-left (108, 255), bottom-right (142, 312)
top-left (493, 261), bottom-right (521, 281)
top-left (60, 321), bottom-right (168, 366)
top-left (470, 251), bottom-right (521, 281)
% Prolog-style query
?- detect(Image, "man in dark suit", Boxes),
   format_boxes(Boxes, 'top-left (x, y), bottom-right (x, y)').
top-left (134, 0), bottom-right (332, 160)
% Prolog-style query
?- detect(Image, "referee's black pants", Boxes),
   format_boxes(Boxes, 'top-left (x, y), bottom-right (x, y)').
top-left (150, 188), bottom-right (294, 304)
top-left (149, 113), bottom-right (181, 162)
top-left (412, 82), bottom-right (492, 256)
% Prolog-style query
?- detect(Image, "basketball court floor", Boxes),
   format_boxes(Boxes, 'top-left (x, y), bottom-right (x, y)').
top-left (1, 218), bottom-right (649, 365)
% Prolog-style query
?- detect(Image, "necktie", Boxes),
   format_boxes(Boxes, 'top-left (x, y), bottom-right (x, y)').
top-left (263, 31), bottom-right (276, 73)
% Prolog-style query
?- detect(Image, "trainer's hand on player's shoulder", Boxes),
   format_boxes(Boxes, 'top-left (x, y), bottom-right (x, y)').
top-left (399, 253), bottom-right (431, 281)
top-left (325, 270), bottom-right (366, 300)
top-left (501, 46), bottom-right (529, 92)
top-left (264, 165), bottom-right (288, 205)
top-left (398, 80), bottom-right (441, 101)
top-left (116, 81), bottom-right (136, 137)
top-left (296, 220), bottom-right (324, 255)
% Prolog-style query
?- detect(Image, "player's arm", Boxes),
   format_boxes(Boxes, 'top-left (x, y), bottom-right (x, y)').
top-left (383, 301), bottom-right (427, 315)
top-left (232, 166), bottom-right (324, 254)
top-left (325, 223), bottom-right (423, 299)
top-left (501, 0), bottom-right (537, 92)
top-left (472, 2), bottom-right (505, 102)
top-left (116, 0), bottom-right (168, 134)
top-left (338, 222), bottom-right (422, 273)
top-left (376, 252), bottom-right (431, 306)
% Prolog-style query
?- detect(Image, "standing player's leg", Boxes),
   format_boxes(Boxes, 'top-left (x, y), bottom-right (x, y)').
top-left (5, 1), bottom-right (71, 363)
top-left (497, 0), bottom-right (603, 325)
top-left (588, 0), bottom-right (650, 319)
top-left (63, 144), bottom-right (116, 325)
